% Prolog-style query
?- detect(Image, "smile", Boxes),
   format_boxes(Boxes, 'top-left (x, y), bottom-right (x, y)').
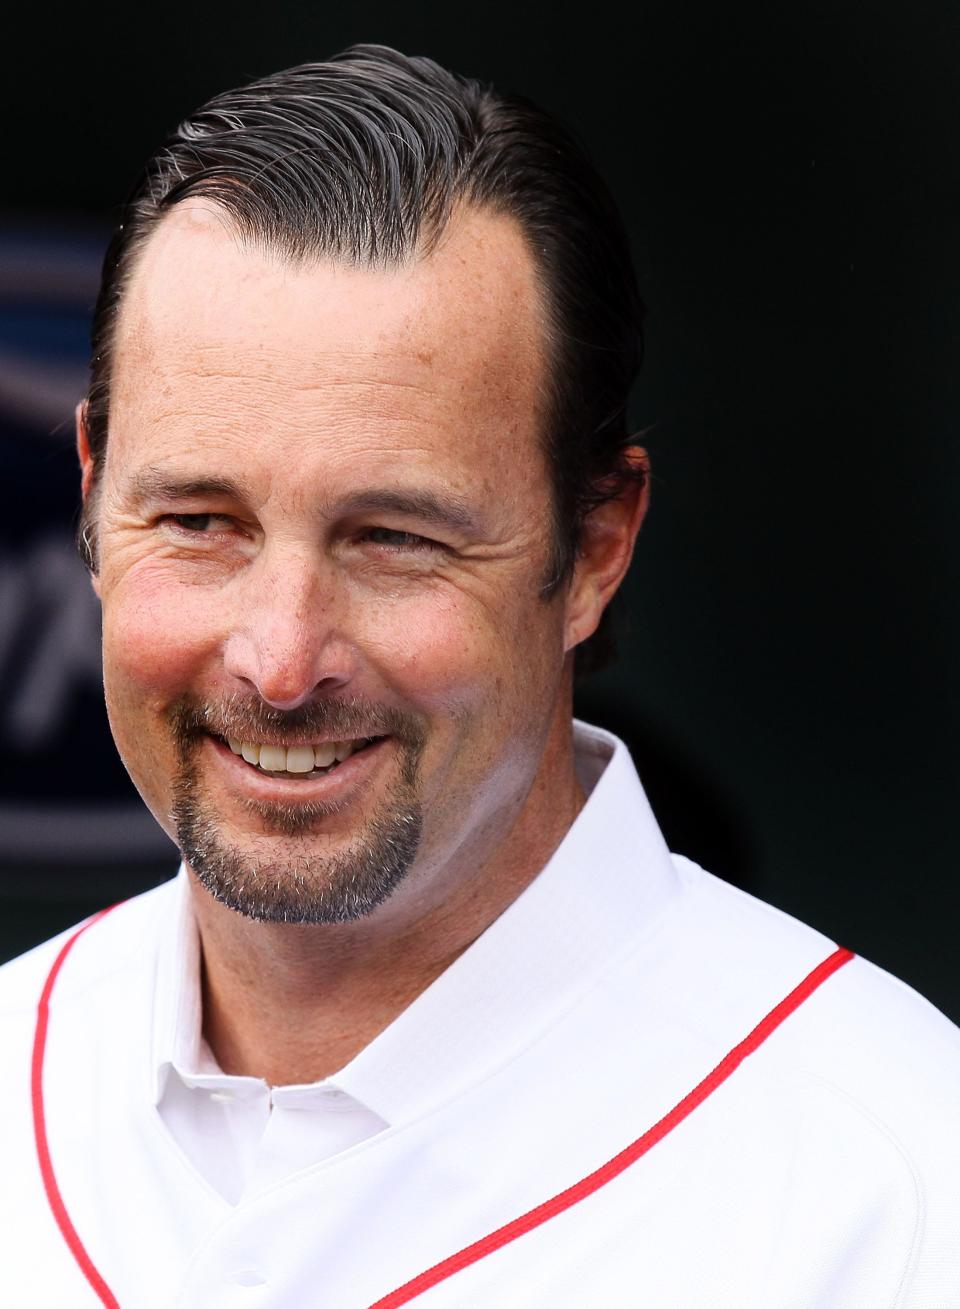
top-left (219, 735), bottom-right (381, 778)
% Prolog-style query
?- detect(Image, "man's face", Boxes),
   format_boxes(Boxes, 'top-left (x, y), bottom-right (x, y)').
top-left (89, 202), bottom-right (584, 923)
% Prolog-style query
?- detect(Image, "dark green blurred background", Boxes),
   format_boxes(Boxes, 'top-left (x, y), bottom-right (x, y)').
top-left (1, 1), bottom-right (957, 1018)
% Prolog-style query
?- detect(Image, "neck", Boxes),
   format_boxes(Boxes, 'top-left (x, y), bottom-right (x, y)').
top-left (191, 715), bottom-right (586, 1086)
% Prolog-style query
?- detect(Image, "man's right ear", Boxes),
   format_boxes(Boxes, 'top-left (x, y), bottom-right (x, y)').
top-left (75, 401), bottom-right (95, 501)
top-left (75, 402), bottom-right (101, 596)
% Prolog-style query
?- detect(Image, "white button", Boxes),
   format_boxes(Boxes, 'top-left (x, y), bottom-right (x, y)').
top-left (319, 1087), bottom-right (344, 1101)
top-left (226, 1269), bottom-right (267, 1287)
top-left (209, 1090), bottom-right (236, 1103)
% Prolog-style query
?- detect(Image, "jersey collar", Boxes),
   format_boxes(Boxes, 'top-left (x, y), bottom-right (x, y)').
top-left (151, 720), bottom-right (683, 1126)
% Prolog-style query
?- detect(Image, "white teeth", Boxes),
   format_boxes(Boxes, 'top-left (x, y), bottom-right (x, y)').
top-left (285, 745), bottom-right (316, 774)
top-left (230, 737), bottom-right (369, 772)
top-left (258, 745), bottom-right (287, 772)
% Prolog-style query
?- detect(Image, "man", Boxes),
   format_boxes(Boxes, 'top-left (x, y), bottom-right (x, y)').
top-left (1, 44), bottom-right (957, 1308)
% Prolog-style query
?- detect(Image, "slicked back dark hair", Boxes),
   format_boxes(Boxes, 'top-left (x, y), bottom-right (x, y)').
top-left (81, 44), bottom-right (645, 672)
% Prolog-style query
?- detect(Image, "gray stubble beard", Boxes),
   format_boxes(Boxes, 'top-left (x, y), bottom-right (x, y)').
top-left (168, 695), bottom-right (426, 924)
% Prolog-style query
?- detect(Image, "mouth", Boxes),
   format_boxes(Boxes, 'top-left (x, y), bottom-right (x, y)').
top-left (210, 733), bottom-right (385, 780)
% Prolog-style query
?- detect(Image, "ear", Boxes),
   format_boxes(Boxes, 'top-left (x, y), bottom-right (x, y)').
top-left (76, 401), bottom-right (102, 596)
top-left (76, 401), bottom-right (96, 500)
top-left (563, 447), bottom-right (650, 654)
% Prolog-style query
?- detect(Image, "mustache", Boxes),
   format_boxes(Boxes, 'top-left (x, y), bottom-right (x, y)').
top-left (168, 692), bottom-right (427, 750)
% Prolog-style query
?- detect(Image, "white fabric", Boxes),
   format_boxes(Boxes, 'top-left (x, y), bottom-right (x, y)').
top-left (151, 728), bottom-right (616, 1207)
top-left (1, 721), bottom-right (958, 1308)
top-left (149, 733), bottom-right (616, 1206)
top-left (154, 881), bottom-right (390, 1204)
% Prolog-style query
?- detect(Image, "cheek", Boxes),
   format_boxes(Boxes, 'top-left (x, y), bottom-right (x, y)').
top-left (98, 577), bottom-right (215, 822)
top-left (356, 583), bottom-right (563, 731)
top-left (101, 572), bottom-right (219, 707)
top-left (356, 602), bottom-right (487, 716)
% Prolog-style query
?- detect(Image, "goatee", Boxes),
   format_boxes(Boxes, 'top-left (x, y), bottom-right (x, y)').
top-left (167, 693), bottom-right (426, 924)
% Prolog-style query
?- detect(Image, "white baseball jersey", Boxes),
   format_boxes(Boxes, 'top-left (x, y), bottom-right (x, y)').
top-left (1, 723), bottom-right (958, 1307)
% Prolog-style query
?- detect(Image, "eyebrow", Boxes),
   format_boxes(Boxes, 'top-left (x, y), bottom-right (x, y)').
top-left (125, 467), bottom-right (245, 504)
top-left (124, 467), bottom-right (480, 534)
top-left (337, 488), bottom-right (479, 534)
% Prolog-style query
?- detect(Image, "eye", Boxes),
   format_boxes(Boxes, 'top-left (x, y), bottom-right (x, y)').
top-left (361, 527), bottom-right (438, 551)
top-left (162, 513), bottom-right (228, 533)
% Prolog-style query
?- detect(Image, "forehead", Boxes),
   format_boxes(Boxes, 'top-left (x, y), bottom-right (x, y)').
top-left (107, 201), bottom-right (550, 499)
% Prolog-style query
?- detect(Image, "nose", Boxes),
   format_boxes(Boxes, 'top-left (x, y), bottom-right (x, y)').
top-left (222, 547), bottom-right (354, 710)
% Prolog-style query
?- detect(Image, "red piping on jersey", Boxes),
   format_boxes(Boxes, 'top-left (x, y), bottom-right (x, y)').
top-left (367, 944), bottom-right (856, 1309)
top-left (32, 910), bottom-right (853, 1309)
top-left (31, 906), bottom-right (123, 1309)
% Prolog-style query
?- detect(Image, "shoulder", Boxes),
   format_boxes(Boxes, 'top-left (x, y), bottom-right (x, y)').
top-left (680, 854), bottom-right (957, 1046)
top-left (660, 856), bottom-right (960, 1297)
top-left (0, 876), bottom-right (180, 1020)
top-left (666, 854), bottom-right (960, 1093)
